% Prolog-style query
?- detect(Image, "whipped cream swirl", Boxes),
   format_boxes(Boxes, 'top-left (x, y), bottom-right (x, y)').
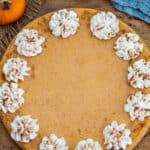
top-left (124, 91), bottom-right (150, 121)
top-left (75, 139), bottom-right (102, 150)
top-left (49, 9), bottom-right (79, 38)
top-left (0, 82), bottom-right (24, 113)
top-left (15, 29), bottom-right (45, 57)
top-left (40, 134), bottom-right (68, 150)
top-left (3, 57), bottom-right (30, 82)
top-left (90, 11), bottom-right (119, 40)
top-left (128, 59), bottom-right (150, 89)
top-left (11, 115), bottom-right (39, 143)
top-left (103, 121), bottom-right (132, 150)
top-left (114, 33), bottom-right (143, 60)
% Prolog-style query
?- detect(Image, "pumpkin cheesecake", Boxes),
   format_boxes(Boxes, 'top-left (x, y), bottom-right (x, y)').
top-left (0, 8), bottom-right (150, 150)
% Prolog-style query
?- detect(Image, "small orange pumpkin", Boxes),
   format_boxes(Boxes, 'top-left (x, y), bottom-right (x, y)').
top-left (0, 0), bottom-right (26, 25)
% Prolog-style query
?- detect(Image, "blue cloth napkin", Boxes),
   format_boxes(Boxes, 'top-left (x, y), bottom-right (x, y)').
top-left (111, 0), bottom-right (150, 23)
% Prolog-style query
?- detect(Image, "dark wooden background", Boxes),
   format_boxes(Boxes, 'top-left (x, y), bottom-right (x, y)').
top-left (0, 0), bottom-right (150, 149)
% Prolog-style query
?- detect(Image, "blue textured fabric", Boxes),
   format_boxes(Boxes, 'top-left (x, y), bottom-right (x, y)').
top-left (111, 0), bottom-right (150, 23)
top-left (138, 0), bottom-right (150, 16)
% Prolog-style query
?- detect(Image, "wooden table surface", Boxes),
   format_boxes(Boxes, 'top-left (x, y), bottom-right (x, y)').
top-left (0, 0), bottom-right (150, 149)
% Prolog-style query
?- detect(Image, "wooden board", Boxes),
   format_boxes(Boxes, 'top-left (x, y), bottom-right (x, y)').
top-left (0, 0), bottom-right (149, 149)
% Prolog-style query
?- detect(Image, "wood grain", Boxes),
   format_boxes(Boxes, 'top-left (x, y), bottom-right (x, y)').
top-left (0, 0), bottom-right (149, 149)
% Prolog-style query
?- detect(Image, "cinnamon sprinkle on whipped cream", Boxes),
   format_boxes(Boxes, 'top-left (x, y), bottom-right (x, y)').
top-left (128, 59), bottom-right (150, 89)
top-left (103, 121), bottom-right (132, 150)
top-left (40, 134), bottom-right (68, 150)
top-left (11, 115), bottom-right (39, 143)
top-left (0, 82), bottom-right (24, 113)
top-left (15, 29), bottom-right (45, 57)
top-left (3, 57), bottom-right (30, 82)
top-left (49, 9), bottom-right (79, 38)
top-left (114, 33), bottom-right (143, 60)
top-left (75, 139), bottom-right (102, 150)
top-left (90, 11), bottom-right (119, 40)
top-left (124, 91), bottom-right (150, 121)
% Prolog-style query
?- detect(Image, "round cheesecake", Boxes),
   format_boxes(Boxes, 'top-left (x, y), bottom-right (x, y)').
top-left (0, 8), bottom-right (150, 150)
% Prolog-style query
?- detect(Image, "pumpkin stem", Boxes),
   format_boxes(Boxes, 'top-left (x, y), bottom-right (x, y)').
top-left (0, 0), bottom-right (11, 9)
